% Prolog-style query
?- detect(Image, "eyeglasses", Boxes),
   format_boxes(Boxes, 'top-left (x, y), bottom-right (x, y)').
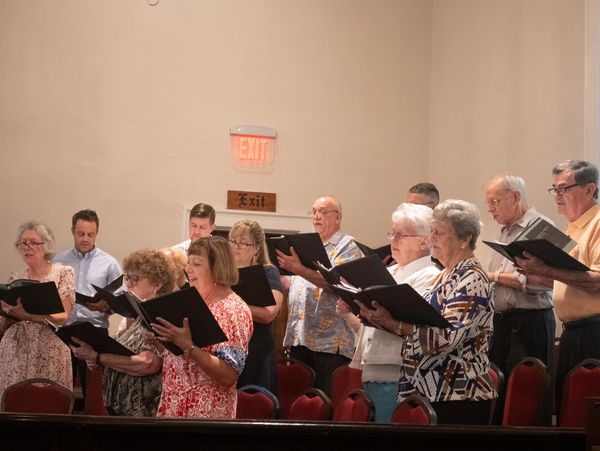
top-left (15, 240), bottom-right (44, 249)
top-left (548, 183), bottom-right (579, 196)
top-left (484, 198), bottom-right (504, 207)
top-left (124, 273), bottom-right (143, 285)
top-left (228, 240), bottom-right (255, 249)
top-left (386, 231), bottom-right (423, 241)
top-left (308, 209), bottom-right (338, 217)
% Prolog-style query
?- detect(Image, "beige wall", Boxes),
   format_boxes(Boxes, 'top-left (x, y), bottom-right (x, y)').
top-left (0, 0), bottom-right (432, 277)
top-left (0, 0), bottom-right (595, 281)
top-left (430, 0), bottom-right (588, 252)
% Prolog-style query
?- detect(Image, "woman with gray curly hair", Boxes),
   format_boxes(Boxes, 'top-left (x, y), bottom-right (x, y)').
top-left (70, 249), bottom-right (177, 416)
top-left (0, 220), bottom-right (76, 397)
top-left (368, 200), bottom-right (496, 424)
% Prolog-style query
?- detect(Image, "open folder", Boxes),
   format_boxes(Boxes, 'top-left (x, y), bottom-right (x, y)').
top-left (75, 274), bottom-right (124, 306)
top-left (47, 321), bottom-right (134, 356)
top-left (331, 282), bottom-right (451, 328)
top-left (353, 241), bottom-right (392, 262)
top-left (232, 265), bottom-right (276, 307)
top-left (267, 232), bottom-right (330, 276)
top-left (0, 279), bottom-right (63, 316)
top-left (128, 287), bottom-right (227, 356)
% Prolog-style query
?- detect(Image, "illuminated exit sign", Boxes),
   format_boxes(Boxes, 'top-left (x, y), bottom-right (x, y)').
top-left (230, 125), bottom-right (277, 172)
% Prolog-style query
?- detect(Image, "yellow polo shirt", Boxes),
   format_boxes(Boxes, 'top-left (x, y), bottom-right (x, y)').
top-left (554, 204), bottom-right (600, 322)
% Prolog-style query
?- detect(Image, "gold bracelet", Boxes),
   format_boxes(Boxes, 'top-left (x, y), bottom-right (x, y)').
top-left (183, 344), bottom-right (196, 356)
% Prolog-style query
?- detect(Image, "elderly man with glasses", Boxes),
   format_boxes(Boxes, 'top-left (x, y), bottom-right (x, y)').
top-left (516, 160), bottom-right (600, 418)
top-left (276, 196), bottom-right (362, 396)
top-left (483, 174), bottom-right (555, 424)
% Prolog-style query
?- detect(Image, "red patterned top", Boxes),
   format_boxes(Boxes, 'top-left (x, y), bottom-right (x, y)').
top-left (157, 292), bottom-right (253, 418)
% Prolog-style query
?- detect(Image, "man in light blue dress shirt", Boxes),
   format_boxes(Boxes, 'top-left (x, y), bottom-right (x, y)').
top-left (54, 209), bottom-right (122, 397)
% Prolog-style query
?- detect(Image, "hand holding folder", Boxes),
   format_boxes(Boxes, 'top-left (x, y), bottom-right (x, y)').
top-left (267, 233), bottom-right (330, 276)
top-left (47, 320), bottom-right (134, 356)
top-left (0, 279), bottom-right (64, 317)
top-left (75, 274), bottom-right (124, 307)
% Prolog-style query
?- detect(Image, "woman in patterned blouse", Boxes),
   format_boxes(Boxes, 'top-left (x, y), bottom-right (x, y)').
top-left (71, 249), bottom-right (176, 416)
top-left (368, 199), bottom-right (496, 425)
top-left (151, 236), bottom-right (253, 418)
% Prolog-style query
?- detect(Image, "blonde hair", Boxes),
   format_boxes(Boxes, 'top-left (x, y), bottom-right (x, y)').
top-left (122, 249), bottom-right (176, 295)
top-left (228, 220), bottom-right (272, 266)
top-left (159, 247), bottom-right (188, 288)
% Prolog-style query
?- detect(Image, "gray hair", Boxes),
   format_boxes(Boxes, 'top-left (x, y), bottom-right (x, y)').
top-left (16, 220), bottom-right (56, 260)
top-left (553, 160), bottom-right (599, 199)
top-left (432, 199), bottom-right (481, 250)
top-left (485, 173), bottom-right (528, 204)
top-left (392, 202), bottom-right (433, 236)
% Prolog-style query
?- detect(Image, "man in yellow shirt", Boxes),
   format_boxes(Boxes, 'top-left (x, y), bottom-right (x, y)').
top-left (516, 159), bottom-right (600, 417)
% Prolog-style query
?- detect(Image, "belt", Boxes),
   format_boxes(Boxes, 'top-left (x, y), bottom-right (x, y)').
top-left (563, 315), bottom-right (600, 331)
top-left (494, 308), bottom-right (552, 319)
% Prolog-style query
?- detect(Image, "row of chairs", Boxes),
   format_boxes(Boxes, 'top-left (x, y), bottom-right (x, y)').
top-left (2, 356), bottom-right (598, 427)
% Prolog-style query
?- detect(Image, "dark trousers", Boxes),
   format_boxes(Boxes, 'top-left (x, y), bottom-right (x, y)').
top-left (489, 308), bottom-right (555, 425)
top-left (430, 400), bottom-right (493, 425)
top-left (289, 345), bottom-right (350, 397)
top-left (555, 316), bottom-right (600, 420)
top-left (71, 326), bottom-right (108, 401)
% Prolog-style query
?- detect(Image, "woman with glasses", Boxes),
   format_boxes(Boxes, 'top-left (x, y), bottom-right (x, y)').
top-left (151, 236), bottom-right (253, 418)
top-left (366, 200), bottom-right (496, 425)
top-left (70, 249), bottom-right (176, 416)
top-left (348, 203), bottom-right (441, 422)
top-left (0, 220), bottom-right (75, 397)
top-left (228, 220), bottom-right (283, 395)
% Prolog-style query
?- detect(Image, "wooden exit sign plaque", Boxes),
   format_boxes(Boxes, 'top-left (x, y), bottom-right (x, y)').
top-left (227, 190), bottom-right (276, 212)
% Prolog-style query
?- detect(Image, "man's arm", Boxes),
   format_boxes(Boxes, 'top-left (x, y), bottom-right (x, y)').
top-left (276, 248), bottom-right (329, 289)
top-left (516, 251), bottom-right (600, 291)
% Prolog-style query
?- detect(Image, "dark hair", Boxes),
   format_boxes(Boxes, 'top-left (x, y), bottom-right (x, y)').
top-left (408, 183), bottom-right (440, 204)
top-left (190, 203), bottom-right (216, 224)
top-left (553, 160), bottom-right (599, 199)
top-left (72, 209), bottom-right (100, 229)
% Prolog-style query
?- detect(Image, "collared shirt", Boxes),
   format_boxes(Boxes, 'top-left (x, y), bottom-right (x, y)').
top-left (554, 203), bottom-right (600, 322)
top-left (485, 208), bottom-right (554, 312)
top-left (351, 256), bottom-right (441, 383)
top-left (171, 239), bottom-right (191, 254)
top-left (283, 230), bottom-right (363, 359)
top-left (54, 247), bottom-right (122, 329)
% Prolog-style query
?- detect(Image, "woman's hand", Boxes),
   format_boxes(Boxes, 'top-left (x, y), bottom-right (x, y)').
top-left (1, 298), bottom-right (31, 321)
top-left (86, 298), bottom-right (110, 312)
top-left (70, 337), bottom-right (97, 363)
top-left (151, 317), bottom-right (194, 352)
top-left (356, 300), bottom-right (394, 328)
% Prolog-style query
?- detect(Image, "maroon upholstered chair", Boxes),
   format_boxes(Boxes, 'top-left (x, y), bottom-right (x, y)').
top-left (502, 357), bottom-right (548, 426)
top-left (277, 358), bottom-right (316, 419)
top-left (331, 364), bottom-right (363, 412)
top-left (560, 358), bottom-right (600, 427)
top-left (288, 388), bottom-right (333, 421)
top-left (391, 394), bottom-right (437, 425)
top-left (84, 366), bottom-right (108, 416)
top-left (1, 378), bottom-right (74, 414)
top-left (236, 384), bottom-right (280, 420)
top-left (488, 362), bottom-right (505, 424)
top-left (333, 388), bottom-right (375, 422)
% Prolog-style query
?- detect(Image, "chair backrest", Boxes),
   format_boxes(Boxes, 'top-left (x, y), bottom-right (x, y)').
top-left (331, 364), bottom-right (363, 412)
top-left (1, 378), bottom-right (74, 414)
top-left (236, 384), bottom-right (280, 420)
top-left (560, 358), bottom-right (600, 428)
top-left (488, 362), bottom-right (505, 424)
top-left (502, 356), bottom-right (548, 426)
top-left (84, 366), bottom-right (108, 416)
top-left (288, 388), bottom-right (333, 421)
top-left (277, 358), bottom-right (316, 419)
top-left (333, 389), bottom-right (375, 422)
top-left (391, 394), bottom-right (437, 425)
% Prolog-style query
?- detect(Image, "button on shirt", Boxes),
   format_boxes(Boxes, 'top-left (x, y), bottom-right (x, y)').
top-left (283, 230), bottom-right (363, 359)
top-left (54, 247), bottom-right (122, 329)
top-left (485, 208), bottom-right (553, 312)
